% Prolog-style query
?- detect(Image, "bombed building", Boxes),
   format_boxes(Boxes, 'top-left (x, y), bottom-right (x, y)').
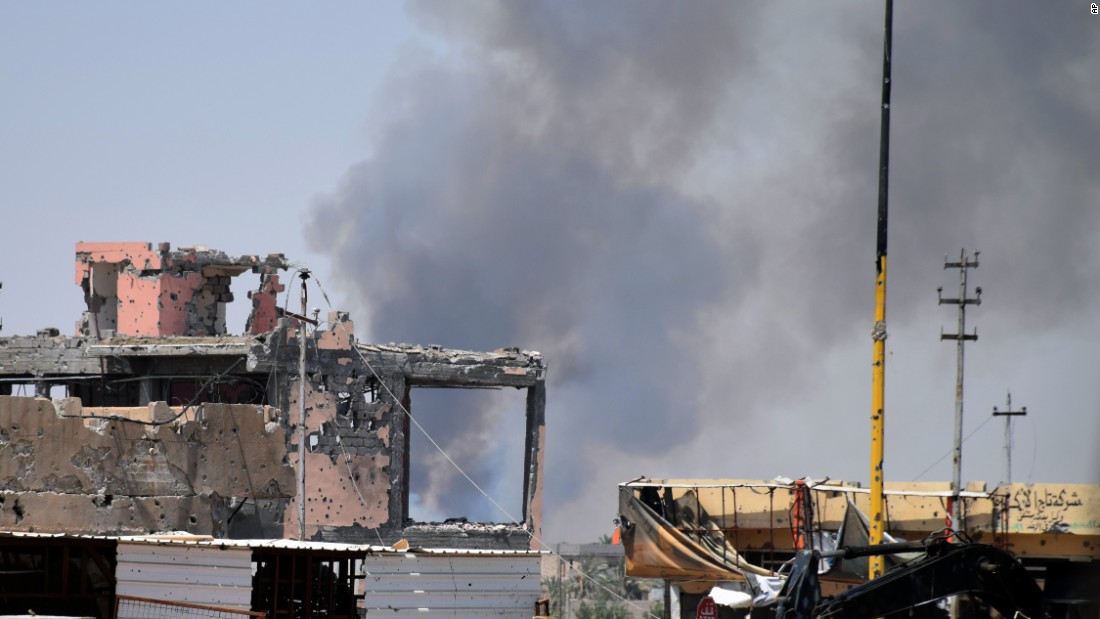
top-left (0, 241), bottom-right (546, 549)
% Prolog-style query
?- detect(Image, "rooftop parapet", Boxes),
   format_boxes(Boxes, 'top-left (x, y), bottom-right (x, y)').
top-left (75, 241), bottom-right (289, 338)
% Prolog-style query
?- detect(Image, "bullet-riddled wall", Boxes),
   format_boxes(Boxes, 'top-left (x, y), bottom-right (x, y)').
top-left (0, 242), bottom-right (546, 550)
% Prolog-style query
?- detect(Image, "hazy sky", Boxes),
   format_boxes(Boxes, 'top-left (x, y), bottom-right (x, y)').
top-left (2, 2), bottom-right (1098, 543)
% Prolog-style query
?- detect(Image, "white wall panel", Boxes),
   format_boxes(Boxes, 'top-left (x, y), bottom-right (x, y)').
top-left (363, 553), bottom-right (542, 618)
top-left (115, 542), bottom-right (253, 612)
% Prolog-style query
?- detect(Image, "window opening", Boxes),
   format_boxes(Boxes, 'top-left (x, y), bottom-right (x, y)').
top-left (406, 386), bottom-right (527, 524)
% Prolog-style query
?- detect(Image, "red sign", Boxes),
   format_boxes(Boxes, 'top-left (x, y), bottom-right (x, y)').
top-left (696, 596), bottom-right (718, 619)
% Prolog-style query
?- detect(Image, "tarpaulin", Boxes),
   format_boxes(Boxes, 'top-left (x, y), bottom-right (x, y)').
top-left (617, 485), bottom-right (776, 582)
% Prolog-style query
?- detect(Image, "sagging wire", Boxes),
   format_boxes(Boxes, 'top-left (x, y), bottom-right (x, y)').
top-left (1025, 414), bottom-right (1038, 484)
top-left (287, 269), bottom-right (383, 544)
top-left (93, 373), bottom-right (268, 407)
top-left (329, 412), bottom-right (387, 547)
top-left (912, 413), bottom-right (997, 481)
top-left (346, 330), bottom-right (660, 619)
top-left (346, 325), bottom-right (522, 522)
top-left (60, 358), bottom-right (246, 426)
top-left (307, 272), bottom-right (660, 619)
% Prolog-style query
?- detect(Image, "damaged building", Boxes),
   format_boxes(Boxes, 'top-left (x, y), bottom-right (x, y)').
top-left (0, 242), bottom-right (546, 549)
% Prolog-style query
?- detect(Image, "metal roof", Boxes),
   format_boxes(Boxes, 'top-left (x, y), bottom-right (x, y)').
top-left (0, 531), bottom-right (545, 556)
top-left (620, 479), bottom-right (994, 499)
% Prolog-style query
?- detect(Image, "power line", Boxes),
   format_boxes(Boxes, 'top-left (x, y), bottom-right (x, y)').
top-left (307, 273), bottom-right (658, 618)
top-left (912, 413), bottom-right (997, 482)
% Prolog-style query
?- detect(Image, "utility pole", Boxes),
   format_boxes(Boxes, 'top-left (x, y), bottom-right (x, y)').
top-left (938, 249), bottom-right (981, 537)
top-left (297, 269), bottom-right (311, 541)
top-left (993, 392), bottom-right (1027, 485)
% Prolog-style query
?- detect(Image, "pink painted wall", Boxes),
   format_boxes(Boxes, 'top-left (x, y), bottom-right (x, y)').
top-left (113, 271), bottom-right (204, 336)
top-left (248, 273), bottom-right (284, 335)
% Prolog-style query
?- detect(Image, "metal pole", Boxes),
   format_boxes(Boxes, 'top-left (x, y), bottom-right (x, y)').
top-left (297, 269), bottom-right (311, 541)
top-left (939, 249), bottom-right (980, 537)
top-left (952, 253), bottom-right (967, 532)
top-left (1004, 395), bottom-right (1011, 483)
top-left (869, 0), bottom-right (893, 581)
top-left (993, 392), bottom-right (1027, 484)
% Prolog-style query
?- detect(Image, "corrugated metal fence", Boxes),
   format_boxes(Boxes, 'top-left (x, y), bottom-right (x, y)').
top-left (115, 542), bottom-right (253, 612)
top-left (363, 552), bottom-right (542, 618)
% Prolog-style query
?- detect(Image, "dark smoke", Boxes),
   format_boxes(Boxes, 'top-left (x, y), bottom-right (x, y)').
top-left (307, 1), bottom-right (1100, 539)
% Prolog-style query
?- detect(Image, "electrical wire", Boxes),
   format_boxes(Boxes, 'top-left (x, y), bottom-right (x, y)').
top-left (328, 408), bottom-right (387, 546)
top-left (59, 358), bottom-right (246, 426)
top-left (307, 273), bottom-right (659, 619)
top-left (1025, 414), bottom-right (1038, 484)
top-left (282, 272), bottom-right (384, 545)
top-left (911, 413), bottom-right (997, 482)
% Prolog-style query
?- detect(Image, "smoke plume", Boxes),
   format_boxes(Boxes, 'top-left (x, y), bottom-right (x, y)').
top-left (307, 1), bottom-right (1100, 540)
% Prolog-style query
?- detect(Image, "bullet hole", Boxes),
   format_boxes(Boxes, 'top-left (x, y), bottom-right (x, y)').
top-left (190, 515), bottom-right (198, 525)
top-left (13, 500), bottom-right (25, 523)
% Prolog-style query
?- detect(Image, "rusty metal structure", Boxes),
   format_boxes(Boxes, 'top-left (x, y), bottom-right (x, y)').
top-left (619, 478), bottom-right (1100, 617)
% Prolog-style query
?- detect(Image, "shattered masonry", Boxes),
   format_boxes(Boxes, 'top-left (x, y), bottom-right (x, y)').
top-left (0, 242), bottom-right (546, 549)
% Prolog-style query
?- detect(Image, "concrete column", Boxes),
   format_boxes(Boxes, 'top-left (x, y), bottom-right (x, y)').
top-left (523, 381), bottom-right (546, 548)
top-left (386, 373), bottom-right (410, 532)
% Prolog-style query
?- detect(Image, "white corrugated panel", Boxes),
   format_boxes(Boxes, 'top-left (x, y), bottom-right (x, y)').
top-left (115, 542), bottom-right (253, 612)
top-left (363, 553), bottom-right (542, 619)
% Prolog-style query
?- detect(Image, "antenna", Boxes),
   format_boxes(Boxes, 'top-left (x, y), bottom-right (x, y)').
top-left (992, 392), bottom-right (1027, 485)
top-left (938, 248), bottom-right (981, 538)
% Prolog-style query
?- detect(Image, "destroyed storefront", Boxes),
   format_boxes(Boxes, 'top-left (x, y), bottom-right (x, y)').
top-left (618, 478), bottom-right (1100, 617)
top-left (0, 242), bottom-right (546, 549)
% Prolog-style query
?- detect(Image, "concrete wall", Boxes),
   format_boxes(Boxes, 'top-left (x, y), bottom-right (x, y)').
top-left (0, 396), bottom-right (293, 536)
top-left (0, 241), bottom-right (548, 550)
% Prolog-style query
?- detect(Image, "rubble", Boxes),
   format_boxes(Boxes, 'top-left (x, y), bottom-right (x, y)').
top-left (0, 242), bottom-right (546, 549)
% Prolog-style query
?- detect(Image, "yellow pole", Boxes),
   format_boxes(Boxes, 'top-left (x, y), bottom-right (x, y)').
top-left (870, 255), bottom-right (887, 579)
top-left (869, 0), bottom-right (893, 580)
